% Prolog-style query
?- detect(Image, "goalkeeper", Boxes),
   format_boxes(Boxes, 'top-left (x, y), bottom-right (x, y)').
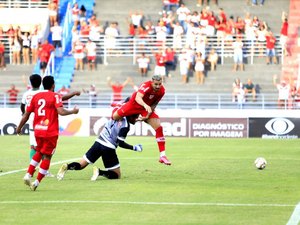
top-left (57, 113), bottom-right (142, 181)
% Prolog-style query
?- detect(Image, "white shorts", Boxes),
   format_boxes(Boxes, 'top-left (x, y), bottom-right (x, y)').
top-left (154, 65), bottom-right (166, 76)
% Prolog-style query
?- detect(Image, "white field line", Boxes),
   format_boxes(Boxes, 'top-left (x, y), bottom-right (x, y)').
top-left (0, 158), bottom-right (80, 177)
top-left (286, 202), bottom-right (300, 225)
top-left (0, 200), bottom-right (295, 207)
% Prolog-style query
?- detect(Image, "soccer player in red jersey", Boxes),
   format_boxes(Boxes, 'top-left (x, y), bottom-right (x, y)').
top-left (17, 76), bottom-right (79, 191)
top-left (112, 75), bottom-right (171, 165)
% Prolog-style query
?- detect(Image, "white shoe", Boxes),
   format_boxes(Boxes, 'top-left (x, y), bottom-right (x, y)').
top-left (46, 171), bottom-right (55, 178)
top-left (23, 173), bottom-right (31, 186)
top-left (30, 181), bottom-right (39, 191)
top-left (91, 166), bottom-right (99, 181)
top-left (57, 164), bottom-right (68, 181)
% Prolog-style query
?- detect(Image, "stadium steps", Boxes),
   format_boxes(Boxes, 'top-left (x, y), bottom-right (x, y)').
top-left (70, 55), bottom-right (280, 94)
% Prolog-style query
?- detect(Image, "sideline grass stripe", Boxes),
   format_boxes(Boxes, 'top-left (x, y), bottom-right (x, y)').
top-left (0, 200), bottom-right (294, 207)
top-left (0, 158), bottom-right (80, 177)
top-left (286, 202), bottom-right (300, 225)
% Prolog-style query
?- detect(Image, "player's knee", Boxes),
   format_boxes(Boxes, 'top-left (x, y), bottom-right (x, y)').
top-left (105, 170), bottom-right (120, 179)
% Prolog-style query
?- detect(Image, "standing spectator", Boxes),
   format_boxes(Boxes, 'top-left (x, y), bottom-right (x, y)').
top-left (48, 1), bottom-right (58, 27)
top-left (38, 40), bottom-right (55, 75)
top-left (129, 10), bottom-right (144, 29)
top-left (194, 52), bottom-right (205, 84)
top-left (0, 40), bottom-right (6, 70)
top-left (50, 21), bottom-right (63, 56)
top-left (17, 76), bottom-right (79, 191)
top-left (30, 30), bottom-right (40, 64)
top-left (280, 11), bottom-right (289, 56)
top-left (136, 53), bottom-right (150, 77)
top-left (112, 75), bottom-right (171, 165)
top-left (232, 36), bottom-right (244, 71)
top-left (178, 48), bottom-right (189, 84)
top-left (243, 78), bottom-right (257, 101)
top-left (165, 47), bottom-right (176, 77)
top-left (21, 32), bottom-right (31, 65)
top-left (11, 35), bottom-right (21, 65)
top-left (265, 30), bottom-right (277, 65)
top-left (153, 50), bottom-right (167, 82)
top-left (155, 20), bottom-right (168, 47)
top-left (256, 22), bottom-right (267, 57)
top-left (83, 84), bottom-right (98, 108)
top-left (172, 21), bottom-right (184, 51)
top-left (72, 2), bottom-right (80, 28)
top-left (197, 0), bottom-right (218, 7)
top-left (6, 84), bottom-right (19, 105)
top-left (73, 39), bottom-right (85, 71)
top-left (107, 76), bottom-right (130, 103)
top-left (104, 22), bottom-right (119, 55)
top-left (273, 75), bottom-right (291, 109)
top-left (206, 48), bottom-right (218, 71)
top-left (85, 39), bottom-right (97, 71)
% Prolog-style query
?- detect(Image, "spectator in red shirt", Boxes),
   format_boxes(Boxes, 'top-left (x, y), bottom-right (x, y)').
top-left (280, 11), bottom-right (289, 56)
top-left (17, 76), bottom-right (79, 191)
top-left (265, 30), bottom-right (277, 65)
top-left (6, 84), bottom-right (19, 105)
top-left (107, 76), bottom-right (130, 104)
top-left (38, 40), bottom-right (54, 74)
top-left (0, 40), bottom-right (6, 70)
top-left (165, 47), bottom-right (176, 77)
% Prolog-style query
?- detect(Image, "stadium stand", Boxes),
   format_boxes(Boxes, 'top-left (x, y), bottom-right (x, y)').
top-left (0, 0), bottom-right (297, 110)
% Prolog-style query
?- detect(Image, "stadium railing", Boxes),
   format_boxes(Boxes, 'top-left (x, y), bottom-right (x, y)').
top-left (0, 0), bottom-right (49, 8)
top-left (0, 92), bottom-right (293, 110)
top-left (79, 34), bottom-right (284, 65)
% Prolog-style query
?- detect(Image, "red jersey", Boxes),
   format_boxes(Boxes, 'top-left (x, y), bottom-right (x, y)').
top-left (7, 89), bottom-right (19, 103)
top-left (26, 90), bottom-right (63, 137)
top-left (281, 21), bottom-right (288, 36)
top-left (0, 43), bottom-right (4, 54)
top-left (131, 80), bottom-right (165, 106)
top-left (155, 53), bottom-right (166, 66)
top-left (266, 35), bottom-right (276, 49)
top-left (112, 85), bottom-right (124, 101)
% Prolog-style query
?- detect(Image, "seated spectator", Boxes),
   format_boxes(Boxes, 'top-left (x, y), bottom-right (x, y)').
top-left (163, 0), bottom-right (179, 13)
top-left (136, 52), bottom-right (150, 77)
top-left (6, 84), bottom-right (19, 105)
top-left (243, 78), bottom-right (256, 101)
top-left (252, 0), bottom-right (265, 6)
top-left (232, 78), bottom-right (243, 102)
top-left (206, 48), bottom-right (218, 71)
top-left (0, 40), bottom-right (6, 70)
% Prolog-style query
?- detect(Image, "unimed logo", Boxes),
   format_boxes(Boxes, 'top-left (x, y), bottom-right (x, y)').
top-left (265, 118), bottom-right (295, 135)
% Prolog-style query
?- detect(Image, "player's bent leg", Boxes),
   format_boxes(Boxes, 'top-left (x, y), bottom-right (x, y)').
top-left (91, 167), bottom-right (120, 181)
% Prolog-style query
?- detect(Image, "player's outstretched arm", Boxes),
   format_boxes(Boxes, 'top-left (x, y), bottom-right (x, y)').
top-left (57, 106), bottom-right (79, 116)
top-left (62, 91), bottom-right (81, 101)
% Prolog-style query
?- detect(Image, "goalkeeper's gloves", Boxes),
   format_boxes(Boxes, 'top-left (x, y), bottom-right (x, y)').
top-left (133, 144), bottom-right (143, 152)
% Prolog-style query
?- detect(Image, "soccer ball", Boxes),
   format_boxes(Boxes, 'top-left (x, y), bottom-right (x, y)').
top-left (254, 157), bottom-right (267, 170)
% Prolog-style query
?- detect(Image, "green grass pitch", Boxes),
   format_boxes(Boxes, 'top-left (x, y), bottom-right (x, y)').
top-left (0, 136), bottom-right (300, 225)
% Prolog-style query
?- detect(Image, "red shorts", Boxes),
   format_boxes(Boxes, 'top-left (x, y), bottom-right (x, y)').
top-left (35, 136), bottom-right (58, 156)
top-left (87, 56), bottom-right (96, 62)
top-left (116, 102), bottom-right (159, 119)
